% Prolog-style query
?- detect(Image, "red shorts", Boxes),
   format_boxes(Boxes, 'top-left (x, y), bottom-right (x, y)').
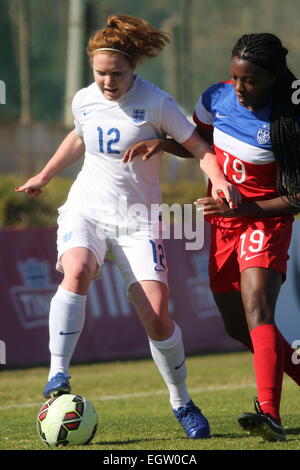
top-left (209, 217), bottom-right (293, 293)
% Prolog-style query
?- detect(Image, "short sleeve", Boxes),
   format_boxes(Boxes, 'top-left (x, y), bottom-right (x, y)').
top-left (160, 98), bottom-right (195, 143)
top-left (193, 91), bottom-right (213, 128)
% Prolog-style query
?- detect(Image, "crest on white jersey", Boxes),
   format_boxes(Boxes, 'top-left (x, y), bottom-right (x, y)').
top-left (132, 108), bottom-right (146, 123)
top-left (257, 126), bottom-right (270, 145)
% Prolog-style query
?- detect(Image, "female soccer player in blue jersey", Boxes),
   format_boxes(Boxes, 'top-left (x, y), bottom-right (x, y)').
top-left (125, 33), bottom-right (300, 442)
top-left (16, 14), bottom-right (240, 440)
top-left (193, 34), bottom-right (300, 442)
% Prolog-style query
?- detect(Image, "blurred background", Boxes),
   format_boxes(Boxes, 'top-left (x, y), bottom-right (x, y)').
top-left (1, 0), bottom-right (300, 200)
top-left (2, 0), bottom-right (300, 123)
top-left (1, 0), bottom-right (300, 227)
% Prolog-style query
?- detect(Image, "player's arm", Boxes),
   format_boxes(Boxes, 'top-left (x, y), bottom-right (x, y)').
top-left (194, 124), bottom-right (213, 146)
top-left (123, 131), bottom-right (240, 207)
top-left (122, 124), bottom-right (212, 161)
top-left (180, 129), bottom-right (242, 208)
top-left (122, 137), bottom-right (193, 161)
top-left (15, 129), bottom-right (85, 197)
top-left (195, 194), bottom-right (300, 217)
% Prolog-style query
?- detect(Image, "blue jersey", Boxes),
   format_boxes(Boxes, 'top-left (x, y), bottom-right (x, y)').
top-left (193, 81), bottom-right (278, 201)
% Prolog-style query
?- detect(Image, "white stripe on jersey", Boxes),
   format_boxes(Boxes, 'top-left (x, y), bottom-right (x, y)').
top-left (214, 127), bottom-right (275, 165)
top-left (194, 98), bottom-right (213, 127)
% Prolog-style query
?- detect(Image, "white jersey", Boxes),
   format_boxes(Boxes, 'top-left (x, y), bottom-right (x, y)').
top-left (60, 75), bottom-right (194, 229)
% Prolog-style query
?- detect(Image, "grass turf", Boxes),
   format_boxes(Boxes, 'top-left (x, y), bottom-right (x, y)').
top-left (0, 351), bottom-right (299, 451)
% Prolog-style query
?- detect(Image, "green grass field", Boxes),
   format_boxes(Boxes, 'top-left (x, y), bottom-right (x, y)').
top-left (1, 351), bottom-right (299, 451)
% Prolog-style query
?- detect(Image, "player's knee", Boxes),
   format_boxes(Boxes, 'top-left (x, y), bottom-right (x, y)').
top-left (243, 294), bottom-right (273, 326)
top-left (145, 313), bottom-right (173, 340)
top-left (64, 261), bottom-right (95, 285)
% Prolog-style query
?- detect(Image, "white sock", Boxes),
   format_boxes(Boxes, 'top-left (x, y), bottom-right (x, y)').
top-left (148, 322), bottom-right (191, 409)
top-left (48, 354), bottom-right (70, 379)
top-left (48, 286), bottom-right (87, 380)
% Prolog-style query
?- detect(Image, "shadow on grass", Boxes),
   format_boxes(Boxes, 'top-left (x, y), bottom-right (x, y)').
top-left (213, 427), bottom-right (300, 442)
top-left (93, 437), bottom-right (174, 446)
top-left (285, 427), bottom-right (300, 437)
top-left (210, 433), bottom-right (244, 439)
top-left (91, 427), bottom-right (300, 446)
top-left (93, 434), bottom-right (246, 445)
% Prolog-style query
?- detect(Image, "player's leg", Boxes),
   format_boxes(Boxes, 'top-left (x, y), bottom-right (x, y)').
top-left (238, 266), bottom-right (286, 441)
top-left (44, 211), bottom-right (106, 398)
top-left (113, 234), bottom-right (210, 438)
top-left (210, 220), bottom-right (290, 440)
top-left (234, 218), bottom-right (293, 441)
top-left (130, 280), bottom-right (210, 438)
top-left (44, 247), bottom-right (98, 398)
top-left (213, 291), bottom-right (300, 384)
top-left (213, 291), bottom-right (253, 350)
top-left (129, 280), bottom-right (172, 340)
top-left (130, 280), bottom-right (186, 406)
top-left (241, 267), bottom-right (284, 418)
top-left (209, 224), bottom-right (253, 349)
top-left (236, 219), bottom-right (294, 441)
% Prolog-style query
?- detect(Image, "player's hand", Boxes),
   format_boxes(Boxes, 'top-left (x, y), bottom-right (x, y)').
top-left (210, 180), bottom-right (242, 209)
top-left (15, 173), bottom-right (50, 198)
top-left (194, 196), bottom-right (238, 217)
top-left (122, 139), bottom-right (164, 163)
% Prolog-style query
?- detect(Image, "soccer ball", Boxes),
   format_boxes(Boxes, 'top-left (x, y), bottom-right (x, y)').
top-left (37, 394), bottom-right (98, 446)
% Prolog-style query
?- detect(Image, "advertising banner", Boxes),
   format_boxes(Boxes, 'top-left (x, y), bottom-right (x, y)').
top-left (1, 224), bottom-right (242, 367)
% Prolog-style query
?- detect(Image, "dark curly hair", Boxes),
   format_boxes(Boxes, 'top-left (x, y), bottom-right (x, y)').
top-left (232, 33), bottom-right (300, 207)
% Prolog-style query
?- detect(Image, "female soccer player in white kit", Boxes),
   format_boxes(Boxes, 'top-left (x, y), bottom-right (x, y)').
top-left (17, 14), bottom-right (239, 439)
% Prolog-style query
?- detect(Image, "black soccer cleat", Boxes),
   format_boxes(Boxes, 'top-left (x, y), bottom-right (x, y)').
top-left (238, 398), bottom-right (286, 442)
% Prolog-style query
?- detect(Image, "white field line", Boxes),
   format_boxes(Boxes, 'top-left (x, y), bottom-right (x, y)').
top-left (0, 382), bottom-right (256, 411)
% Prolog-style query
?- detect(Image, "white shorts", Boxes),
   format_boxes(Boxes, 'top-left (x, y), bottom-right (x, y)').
top-left (56, 209), bottom-right (168, 292)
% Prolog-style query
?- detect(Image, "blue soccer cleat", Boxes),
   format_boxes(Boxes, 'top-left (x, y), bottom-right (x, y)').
top-left (173, 400), bottom-right (211, 439)
top-left (43, 373), bottom-right (71, 399)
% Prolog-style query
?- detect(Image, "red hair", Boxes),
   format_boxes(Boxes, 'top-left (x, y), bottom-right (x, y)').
top-left (87, 14), bottom-right (170, 66)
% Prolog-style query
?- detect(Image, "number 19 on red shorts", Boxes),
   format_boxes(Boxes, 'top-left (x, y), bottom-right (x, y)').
top-left (209, 217), bottom-right (293, 292)
top-left (238, 219), bottom-right (292, 273)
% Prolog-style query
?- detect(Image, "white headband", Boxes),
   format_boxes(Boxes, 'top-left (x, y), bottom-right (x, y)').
top-left (92, 48), bottom-right (132, 59)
